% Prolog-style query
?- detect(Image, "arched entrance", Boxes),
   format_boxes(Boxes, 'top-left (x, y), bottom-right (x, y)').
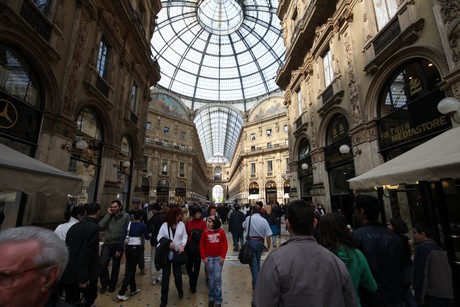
top-left (248, 181), bottom-right (259, 204)
top-left (156, 179), bottom-right (169, 204)
top-left (265, 180), bottom-right (277, 204)
top-left (175, 181), bottom-right (186, 204)
top-left (297, 138), bottom-right (313, 201)
top-left (325, 114), bottom-right (355, 222)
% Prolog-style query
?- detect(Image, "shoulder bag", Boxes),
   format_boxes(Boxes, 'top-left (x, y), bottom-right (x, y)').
top-left (238, 217), bottom-right (254, 264)
top-left (123, 222), bottom-right (132, 249)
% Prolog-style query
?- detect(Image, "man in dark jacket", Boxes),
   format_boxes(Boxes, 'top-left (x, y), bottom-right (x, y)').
top-left (63, 203), bottom-right (101, 307)
top-left (352, 195), bottom-right (405, 307)
top-left (228, 204), bottom-right (245, 251)
top-left (148, 203), bottom-right (166, 285)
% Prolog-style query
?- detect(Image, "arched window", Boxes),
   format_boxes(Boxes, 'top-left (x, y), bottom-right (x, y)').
top-left (214, 166), bottom-right (222, 180)
top-left (0, 44), bottom-right (41, 107)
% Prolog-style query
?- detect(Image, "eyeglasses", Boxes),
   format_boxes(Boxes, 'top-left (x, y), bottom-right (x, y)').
top-left (0, 265), bottom-right (49, 289)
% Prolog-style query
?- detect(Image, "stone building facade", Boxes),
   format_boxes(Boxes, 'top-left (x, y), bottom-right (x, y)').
top-left (0, 0), bottom-right (161, 227)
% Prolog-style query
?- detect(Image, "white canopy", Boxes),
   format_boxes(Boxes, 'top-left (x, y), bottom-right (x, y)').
top-left (349, 126), bottom-right (460, 190)
top-left (248, 194), bottom-right (259, 200)
top-left (0, 143), bottom-right (83, 196)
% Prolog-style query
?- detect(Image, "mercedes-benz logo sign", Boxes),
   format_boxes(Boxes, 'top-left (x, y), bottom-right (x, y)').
top-left (0, 99), bottom-right (18, 129)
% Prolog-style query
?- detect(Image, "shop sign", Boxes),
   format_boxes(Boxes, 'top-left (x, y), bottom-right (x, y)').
top-left (0, 91), bottom-right (41, 143)
top-left (378, 90), bottom-right (451, 151)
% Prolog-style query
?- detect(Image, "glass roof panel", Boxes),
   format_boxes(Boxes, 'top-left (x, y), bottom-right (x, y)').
top-left (194, 106), bottom-right (244, 163)
top-left (151, 0), bottom-right (285, 109)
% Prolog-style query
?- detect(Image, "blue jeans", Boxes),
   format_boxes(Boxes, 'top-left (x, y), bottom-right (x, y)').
top-left (247, 239), bottom-right (264, 288)
top-left (206, 256), bottom-right (223, 304)
top-left (231, 232), bottom-right (244, 249)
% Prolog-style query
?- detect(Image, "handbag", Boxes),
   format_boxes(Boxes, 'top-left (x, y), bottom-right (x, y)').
top-left (238, 217), bottom-right (254, 264)
top-left (123, 222), bottom-right (132, 248)
top-left (168, 226), bottom-right (188, 265)
top-left (173, 250), bottom-right (189, 265)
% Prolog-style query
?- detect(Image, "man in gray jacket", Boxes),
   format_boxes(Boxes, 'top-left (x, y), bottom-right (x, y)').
top-left (252, 199), bottom-right (356, 307)
top-left (98, 200), bottom-right (130, 293)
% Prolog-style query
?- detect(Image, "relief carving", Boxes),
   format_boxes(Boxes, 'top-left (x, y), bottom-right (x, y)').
top-left (438, 0), bottom-right (460, 64)
top-left (344, 32), bottom-right (362, 125)
top-left (63, 15), bottom-right (88, 117)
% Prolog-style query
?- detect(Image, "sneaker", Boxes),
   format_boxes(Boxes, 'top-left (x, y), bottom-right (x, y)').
top-left (117, 294), bottom-right (130, 301)
top-left (130, 288), bottom-right (141, 296)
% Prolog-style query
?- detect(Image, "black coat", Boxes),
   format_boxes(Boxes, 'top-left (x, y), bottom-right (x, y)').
top-left (62, 217), bottom-right (100, 285)
top-left (228, 210), bottom-right (245, 236)
top-left (154, 237), bottom-right (172, 270)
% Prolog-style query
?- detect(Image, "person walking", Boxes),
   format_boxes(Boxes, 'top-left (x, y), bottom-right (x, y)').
top-left (242, 204), bottom-right (272, 289)
top-left (252, 200), bottom-right (356, 307)
top-left (98, 200), bottom-right (130, 293)
top-left (412, 223), bottom-right (454, 307)
top-left (228, 204), bottom-right (245, 251)
top-left (387, 218), bottom-right (417, 307)
top-left (63, 202), bottom-right (101, 306)
top-left (116, 210), bottom-right (151, 301)
top-left (319, 213), bottom-right (377, 307)
top-left (352, 195), bottom-right (405, 307)
top-left (148, 202), bottom-right (166, 285)
top-left (200, 215), bottom-right (228, 307)
top-left (156, 207), bottom-right (188, 307)
top-left (186, 206), bottom-right (207, 293)
top-left (128, 198), bottom-right (149, 275)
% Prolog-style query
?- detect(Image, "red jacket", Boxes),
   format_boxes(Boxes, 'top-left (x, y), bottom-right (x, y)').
top-left (186, 218), bottom-right (207, 243)
top-left (200, 228), bottom-right (228, 259)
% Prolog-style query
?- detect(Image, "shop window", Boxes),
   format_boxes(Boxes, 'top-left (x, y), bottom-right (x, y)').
top-left (0, 45), bottom-right (41, 107)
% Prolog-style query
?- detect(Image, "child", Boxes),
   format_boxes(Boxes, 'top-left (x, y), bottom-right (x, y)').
top-left (200, 215), bottom-right (228, 307)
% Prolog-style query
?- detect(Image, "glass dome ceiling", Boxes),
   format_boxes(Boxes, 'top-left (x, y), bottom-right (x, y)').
top-left (151, 0), bottom-right (285, 110)
top-left (151, 0), bottom-right (285, 164)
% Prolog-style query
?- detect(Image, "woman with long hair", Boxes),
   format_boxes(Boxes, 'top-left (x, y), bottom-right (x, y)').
top-left (157, 207), bottom-right (188, 307)
top-left (319, 213), bottom-right (377, 307)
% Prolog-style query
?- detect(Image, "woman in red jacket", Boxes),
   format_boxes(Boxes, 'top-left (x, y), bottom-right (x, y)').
top-left (200, 215), bottom-right (228, 307)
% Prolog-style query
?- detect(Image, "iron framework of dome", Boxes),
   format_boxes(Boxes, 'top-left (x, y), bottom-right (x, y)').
top-left (151, 0), bottom-right (285, 110)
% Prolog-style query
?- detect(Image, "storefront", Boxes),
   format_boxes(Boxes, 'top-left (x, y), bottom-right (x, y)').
top-left (265, 180), bottom-right (277, 204)
top-left (325, 114), bottom-right (355, 222)
top-left (297, 138), bottom-right (313, 201)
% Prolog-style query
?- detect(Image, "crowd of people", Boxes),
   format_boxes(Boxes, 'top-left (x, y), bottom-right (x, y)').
top-left (0, 196), bottom-right (455, 307)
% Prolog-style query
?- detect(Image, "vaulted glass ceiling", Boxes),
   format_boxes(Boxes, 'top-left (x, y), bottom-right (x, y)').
top-left (194, 106), bottom-right (244, 163)
top-left (151, 0), bottom-right (285, 163)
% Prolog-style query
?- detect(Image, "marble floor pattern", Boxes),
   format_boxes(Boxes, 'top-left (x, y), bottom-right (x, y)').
top-left (94, 224), bottom-right (290, 307)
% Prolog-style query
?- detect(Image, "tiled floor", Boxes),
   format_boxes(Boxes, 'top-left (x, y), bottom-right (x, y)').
top-left (94, 224), bottom-right (289, 307)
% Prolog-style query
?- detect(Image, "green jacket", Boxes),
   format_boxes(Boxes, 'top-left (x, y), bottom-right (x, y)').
top-left (337, 246), bottom-right (377, 307)
top-left (99, 212), bottom-right (130, 245)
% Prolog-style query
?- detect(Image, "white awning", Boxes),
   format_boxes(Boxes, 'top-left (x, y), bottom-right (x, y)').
top-left (248, 194), bottom-right (259, 199)
top-left (0, 144), bottom-right (83, 196)
top-left (348, 126), bottom-right (460, 189)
